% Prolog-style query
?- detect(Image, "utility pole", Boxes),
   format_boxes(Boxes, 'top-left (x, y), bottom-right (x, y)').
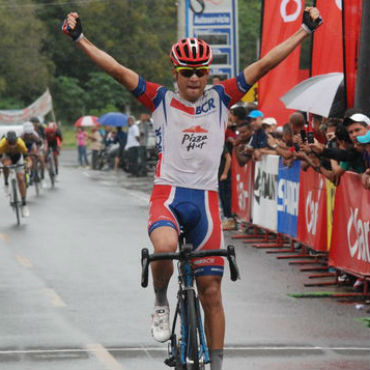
top-left (177, 0), bottom-right (186, 40)
top-left (355, 0), bottom-right (370, 116)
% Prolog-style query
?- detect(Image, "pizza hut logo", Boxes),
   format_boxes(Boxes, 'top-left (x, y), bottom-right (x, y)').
top-left (347, 208), bottom-right (370, 263)
top-left (280, 0), bottom-right (302, 23)
top-left (182, 126), bottom-right (208, 152)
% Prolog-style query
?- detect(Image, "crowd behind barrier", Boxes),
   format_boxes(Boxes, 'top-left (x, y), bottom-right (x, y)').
top-left (231, 153), bottom-right (370, 282)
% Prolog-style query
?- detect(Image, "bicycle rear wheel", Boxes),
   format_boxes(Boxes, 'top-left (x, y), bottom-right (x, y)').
top-left (48, 153), bottom-right (55, 188)
top-left (186, 289), bottom-right (200, 370)
top-left (33, 161), bottom-right (40, 196)
top-left (11, 178), bottom-right (20, 225)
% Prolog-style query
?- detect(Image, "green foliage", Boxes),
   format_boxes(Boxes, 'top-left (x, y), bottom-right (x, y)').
top-left (0, 0), bottom-right (262, 122)
top-left (50, 76), bottom-right (86, 125)
top-left (239, 0), bottom-right (262, 68)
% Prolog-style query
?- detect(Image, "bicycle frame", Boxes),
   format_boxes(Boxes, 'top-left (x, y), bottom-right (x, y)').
top-left (141, 236), bottom-right (240, 369)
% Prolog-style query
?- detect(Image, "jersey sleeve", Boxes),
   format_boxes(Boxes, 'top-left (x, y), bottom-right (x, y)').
top-left (17, 138), bottom-right (28, 155)
top-left (130, 76), bottom-right (168, 113)
top-left (213, 71), bottom-right (252, 109)
top-left (0, 138), bottom-right (6, 154)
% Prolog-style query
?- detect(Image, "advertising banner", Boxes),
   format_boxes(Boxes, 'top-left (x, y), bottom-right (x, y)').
top-left (0, 90), bottom-right (53, 124)
top-left (252, 155), bottom-right (279, 231)
top-left (343, 0), bottom-right (362, 108)
top-left (259, 0), bottom-right (304, 124)
top-left (312, 0), bottom-right (343, 75)
top-left (297, 168), bottom-right (328, 251)
top-left (231, 153), bottom-right (254, 222)
top-left (329, 173), bottom-right (370, 277)
top-left (185, 0), bottom-right (238, 79)
top-left (277, 159), bottom-right (300, 237)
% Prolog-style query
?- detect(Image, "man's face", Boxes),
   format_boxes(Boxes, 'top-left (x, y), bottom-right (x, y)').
top-left (250, 118), bottom-right (261, 130)
top-left (173, 68), bottom-right (209, 103)
top-left (347, 122), bottom-right (368, 143)
top-left (141, 113), bottom-right (150, 122)
top-left (238, 126), bottom-right (252, 142)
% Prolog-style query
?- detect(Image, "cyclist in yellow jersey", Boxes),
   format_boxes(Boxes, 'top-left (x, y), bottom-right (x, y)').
top-left (0, 131), bottom-right (32, 217)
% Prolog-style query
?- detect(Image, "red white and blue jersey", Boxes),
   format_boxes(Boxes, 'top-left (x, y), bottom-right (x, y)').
top-left (131, 72), bottom-right (252, 191)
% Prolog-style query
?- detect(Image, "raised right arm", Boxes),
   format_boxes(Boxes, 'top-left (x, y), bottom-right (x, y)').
top-left (63, 12), bottom-right (139, 90)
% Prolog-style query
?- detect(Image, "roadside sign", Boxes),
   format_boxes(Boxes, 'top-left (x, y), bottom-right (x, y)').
top-left (184, 0), bottom-right (239, 79)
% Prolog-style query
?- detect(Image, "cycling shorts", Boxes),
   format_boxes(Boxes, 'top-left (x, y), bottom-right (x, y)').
top-left (2, 155), bottom-right (24, 172)
top-left (148, 184), bottom-right (224, 277)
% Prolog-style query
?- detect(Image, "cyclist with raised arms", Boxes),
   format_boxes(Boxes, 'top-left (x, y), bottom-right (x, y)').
top-left (62, 8), bottom-right (322, 370)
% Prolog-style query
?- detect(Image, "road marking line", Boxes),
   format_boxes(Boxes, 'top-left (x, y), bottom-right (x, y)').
top-left (44, 289), bottom-right (67, 307)
top-left (87, 343), bottom-right (126, 370)
top-left (0, 346), bottom-right (367, 355)
top-left (0, 233), bottom-right (9, 242)
top-left (15, 254), bottom-right (32, 268)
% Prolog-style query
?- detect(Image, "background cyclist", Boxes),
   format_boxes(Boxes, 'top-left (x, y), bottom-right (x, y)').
top-left (62, 7), bottom-right (322, 370)
top-left (21, 122), bottom-right (46, 187)
top-left (0, 131), bottom-right (32, 217)
top-left (44, 122), bottom-right (63, 176)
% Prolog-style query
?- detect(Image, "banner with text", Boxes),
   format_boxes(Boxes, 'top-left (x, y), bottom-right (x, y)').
top-left (297, 168), bottom-right (328, 252)
top-left (0, 90), bottom-right (53, 124)
top-left (231, 154), bottom-right (254, 222)
top-left (277, 159), bottom-right (300, 237)
top-left (329, 173), bottom-right (370, 277)
top-left (253, 155), bottom-right (279, 231)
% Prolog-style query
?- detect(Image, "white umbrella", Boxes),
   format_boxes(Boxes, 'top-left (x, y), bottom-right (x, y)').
top-left (280, 72), bottom-right (344, 117)
top-left (74, 115), bottom-right (99, 127)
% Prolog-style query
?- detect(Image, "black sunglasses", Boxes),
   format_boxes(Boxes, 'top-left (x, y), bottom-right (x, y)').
top-left (176, 67), bottom-right (209, 78)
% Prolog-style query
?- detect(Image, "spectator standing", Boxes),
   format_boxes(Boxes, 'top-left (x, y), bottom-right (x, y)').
top-left (76, 127), bottom-right (89, 167)
top-left (88, 125), bottom-right (103, 170)
top-left (125, 116), bottom-right (141, 176)
top-left (114, 126), bottom-right (127, 171)
top-left (357, 131), bottom-right (370, 189)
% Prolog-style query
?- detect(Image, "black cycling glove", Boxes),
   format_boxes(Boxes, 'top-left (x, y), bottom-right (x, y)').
top-left (301, 10), bottom-right (323, 33)
top-left (62, 17), bottom-right (84, 42)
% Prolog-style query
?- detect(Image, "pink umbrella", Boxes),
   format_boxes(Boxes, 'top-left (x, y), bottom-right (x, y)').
top-left (74, 116), bottom-right (99, 127)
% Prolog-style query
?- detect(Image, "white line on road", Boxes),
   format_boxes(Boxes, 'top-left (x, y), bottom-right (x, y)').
top-left (0, 345), bottom-right (368, 355)
top-left (15, 254), bottom-right (33, 268)
top-left (87, 343), bottom-right (128, 370)
top-left (44, 289), bottom-right (67, 307)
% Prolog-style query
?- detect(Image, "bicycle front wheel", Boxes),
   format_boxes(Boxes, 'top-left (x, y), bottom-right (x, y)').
top-left (186, 289), bottom-right (200, 370)
top-left (48, 154), bottom-right (55, 188)
top-left (11, 178), bottom-right (20, 225)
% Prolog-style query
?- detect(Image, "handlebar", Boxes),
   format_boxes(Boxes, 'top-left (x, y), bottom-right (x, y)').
top-left (0, 163), bottom-right (26, 170)
top-left (141, 245), bottom-right (240, 288)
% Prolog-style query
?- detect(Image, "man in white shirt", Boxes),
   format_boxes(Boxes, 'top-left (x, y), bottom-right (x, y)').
top-left (125, 116), bottom-right (140, 176)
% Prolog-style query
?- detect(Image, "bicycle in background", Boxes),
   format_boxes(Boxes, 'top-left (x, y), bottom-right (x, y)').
top-left (141, 233), bottom-right (240, 370)
top-left (46, 147), bottom-right (56, 188)
top-left (1, 163), bottom-right (26, 225)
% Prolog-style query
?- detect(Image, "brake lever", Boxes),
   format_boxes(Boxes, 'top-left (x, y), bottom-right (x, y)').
top-left (141, 248), bottom-right (150, 288)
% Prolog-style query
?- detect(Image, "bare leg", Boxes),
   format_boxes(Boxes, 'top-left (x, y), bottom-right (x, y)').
top-left (196, 275), bottom-right (224, 370)
top-left (150, 226), bottom-right (178, 305)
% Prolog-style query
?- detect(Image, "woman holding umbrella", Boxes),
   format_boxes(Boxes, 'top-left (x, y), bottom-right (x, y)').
top-left (75, 127), bottom-right (89, 167)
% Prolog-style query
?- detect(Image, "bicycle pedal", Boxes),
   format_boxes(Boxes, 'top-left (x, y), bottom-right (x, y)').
top-left (164, 357), bottom-right (176, 367)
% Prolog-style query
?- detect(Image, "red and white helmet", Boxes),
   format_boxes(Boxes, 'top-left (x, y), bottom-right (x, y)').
top-left (170, 38), bottom-right (213, 67)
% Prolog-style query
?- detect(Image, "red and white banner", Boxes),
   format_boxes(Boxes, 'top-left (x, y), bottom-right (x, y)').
top-left (343, 0), bottom-right (362, 108)
top-left (231, 154), bottom-right (254, 223)
top-left (252, 155), bottom-right (279, 231)
top-left (0, 89), bottom-right (53, 124)
top-left (259, 0), bottom-right (304, 124)
top-left (329, 173), bottom-right (370, 276)
top-left (297, 168), bottom-right (328, 252)
top-left (312, 0), bottom-right (343, 75)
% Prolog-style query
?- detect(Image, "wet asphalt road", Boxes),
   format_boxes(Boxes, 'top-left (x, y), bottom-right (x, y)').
top-left (0, 150), bottom-right (368, 370)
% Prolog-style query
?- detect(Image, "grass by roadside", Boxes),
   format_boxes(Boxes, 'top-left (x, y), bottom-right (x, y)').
top-left (61, 125), bottom-right (77, 149)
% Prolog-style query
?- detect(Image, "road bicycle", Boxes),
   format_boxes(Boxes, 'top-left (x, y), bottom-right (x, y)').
top-left (46, 147), bottom-right (56, 188)
top-left (141, 233), bottom-right (240, 370)
top-left (27, 154), bottom-right (43, 196)
top-left (1, 163), bottom-right (25, 225)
